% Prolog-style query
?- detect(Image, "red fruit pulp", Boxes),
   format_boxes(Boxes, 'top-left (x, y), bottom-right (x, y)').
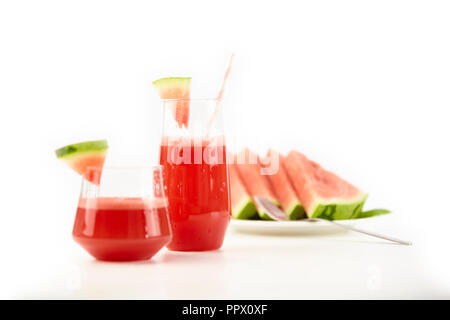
top-left (73, 197), bottom-right (171, 261)
top-left (159, 137), bottom-right (230, 251)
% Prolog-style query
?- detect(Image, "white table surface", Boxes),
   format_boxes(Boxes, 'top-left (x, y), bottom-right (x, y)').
top-left (6, 214), bottom-right (448, 300)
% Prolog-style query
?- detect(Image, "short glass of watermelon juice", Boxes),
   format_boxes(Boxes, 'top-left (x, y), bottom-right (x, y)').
top-left (159, 98), bottom-right (231, 251)
top-left (73, 166), bottom-right (172, 261)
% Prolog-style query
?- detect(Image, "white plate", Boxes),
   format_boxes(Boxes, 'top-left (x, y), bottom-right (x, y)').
top-left (229, 217), bottom-right (375, 236)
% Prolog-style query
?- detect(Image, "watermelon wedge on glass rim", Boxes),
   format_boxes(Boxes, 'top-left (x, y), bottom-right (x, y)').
top-left (55, 140), bottom-right (108, 185)
top-left (234, 149), bottom-right (280, 220)
top-left (260, 150), bottom-right (306, 220)
top-left (283, 151), bottom-right (368, 220)
top-left (152, 77), bottom-right (191, 128)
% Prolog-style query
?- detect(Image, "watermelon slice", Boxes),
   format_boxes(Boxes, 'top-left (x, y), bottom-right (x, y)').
top-left (260, 150), bottom-right (306, 220)
top-left (152, 77), bottom-right (191, 127)
top-left (229, 163), bottom-right (257, 219)
top-left (55, 140), bottom-right (108, 185)
top-left (235, 149), bottom-right (280, 220)
top-left (283, 151), bottom-right (367, 220)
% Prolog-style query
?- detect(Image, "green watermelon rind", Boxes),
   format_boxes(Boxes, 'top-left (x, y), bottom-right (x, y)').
top-left (55, 140), bottom-right (108, 159)
top-left (285, 202), bottom-right (307, 220)
top-left (232, 196), bottom-right (258, 220)
top-left (258, 211), bottom-right (272, 220)
top-left (152, 77), bottom-right (192, 91)
top-left (309, 193), bottom-right (368, 220)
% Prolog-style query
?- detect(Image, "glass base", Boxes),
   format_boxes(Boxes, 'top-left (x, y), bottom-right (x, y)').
top-left (166, 241), bottom-right (225, 252)
top-left (74, 235), bottom-right (171, 262)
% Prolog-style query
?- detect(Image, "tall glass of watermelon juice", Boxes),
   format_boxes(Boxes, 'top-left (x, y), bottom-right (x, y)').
top-left (73, 166), bottom-right (172, 261)
top-left (159, 98), bottom-right (230, 251)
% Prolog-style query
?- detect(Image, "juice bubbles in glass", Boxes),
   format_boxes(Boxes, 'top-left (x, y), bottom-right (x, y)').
top-left (73, 167), bottom-right (171, 261)
top-left (159, 99), bottom-right (230, 251)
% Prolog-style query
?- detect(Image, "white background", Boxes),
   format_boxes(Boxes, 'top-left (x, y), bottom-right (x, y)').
top-left (0, 0), bottom-right (449, 299)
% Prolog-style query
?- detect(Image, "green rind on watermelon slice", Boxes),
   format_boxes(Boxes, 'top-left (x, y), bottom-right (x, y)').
top-left (234, 149), bottom-right (280, 221)
top-left (152, 77), bottom-right (191, 128)
top-left (232, 196), bottom-right (258, 220)
top-left (259, 213), bottom-right (274, 220)
top-left (309, 193), bottom-right (368, 220)
top-left (284, 151), bottom-right (368, 221)
top-left (55, 140), bottom-right (108, 185)
top-left (55, 140), bottom-right (108, 158)
top-left (285, 201), bottom-right (307, 220)
top-left (261, 150), bottom-right (306, 220)
top-left (152, 77), bottom-right (192, 88)
top-left (229, 163), bottom-right (258, 219)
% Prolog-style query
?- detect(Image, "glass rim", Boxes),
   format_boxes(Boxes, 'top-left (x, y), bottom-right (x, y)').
top-left (82, 165), bottom-right (163, 176)
top-left (161, 98), bottom-right (222, 102)
top-left (92, 165), bottom-right (162, 170)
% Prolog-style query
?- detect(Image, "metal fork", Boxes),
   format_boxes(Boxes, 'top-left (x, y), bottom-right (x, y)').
top-left (253, 196), bottom-right (412, 246)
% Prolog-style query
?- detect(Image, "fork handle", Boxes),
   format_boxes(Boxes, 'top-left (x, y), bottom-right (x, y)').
top-left (311, 218), bottom-right (412, 246)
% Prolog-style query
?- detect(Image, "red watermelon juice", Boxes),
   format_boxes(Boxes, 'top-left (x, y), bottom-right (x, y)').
top-left (73, 197), bottom-right (171, 261)
top-left (159, 136), bottom-right (230, 251)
